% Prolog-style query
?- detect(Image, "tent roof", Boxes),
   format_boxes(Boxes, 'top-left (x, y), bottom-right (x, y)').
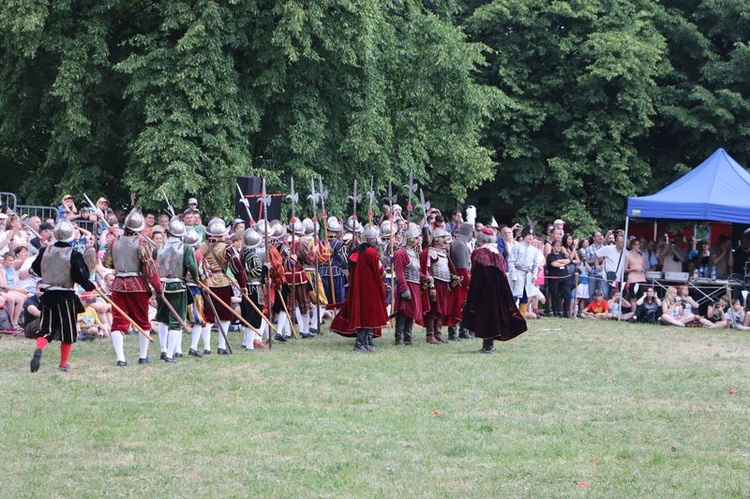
top-left (626, 148), bottom-right (750, 224)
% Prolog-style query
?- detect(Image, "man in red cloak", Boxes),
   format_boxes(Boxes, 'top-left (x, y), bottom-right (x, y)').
top-left (462, 227), bottom-right (527, 353)
top-left (330, 224), bottom-right (388, 352)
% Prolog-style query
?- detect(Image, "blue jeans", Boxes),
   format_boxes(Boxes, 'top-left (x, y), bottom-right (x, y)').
top-left (589, 272), bottom-right (610, 300)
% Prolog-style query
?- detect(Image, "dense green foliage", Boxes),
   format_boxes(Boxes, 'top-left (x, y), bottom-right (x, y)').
top-left (2, 1), bottom-right (750, 227)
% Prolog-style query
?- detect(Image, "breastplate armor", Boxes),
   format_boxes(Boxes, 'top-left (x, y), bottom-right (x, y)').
top-left (429, 248), bottom-right (451, 282)
top-left (113, 235), bottom-right (141, 274)
top-left (158, 238), bottom-right (185, 279)
top-left (40, 246), bottom-right (74, 288)
top-left (405, 249), bottom-right (421, 284)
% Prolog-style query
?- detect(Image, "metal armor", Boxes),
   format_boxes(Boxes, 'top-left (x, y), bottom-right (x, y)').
top-left (405, 248), bottom-right (421, 284)
top-left (113, 235), bottom-right (142, 274)
top-left (429, 247), bottom-right (451, 282)
top-left (40, 245), bottom-right (74, 289)
top-left (158, 238), bottom-right (185, 279)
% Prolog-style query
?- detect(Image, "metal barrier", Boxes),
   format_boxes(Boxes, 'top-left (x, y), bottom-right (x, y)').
top-left (16, 205), bottom-right (58, 221)
top-left (0, 192), bottom-right (17, 211)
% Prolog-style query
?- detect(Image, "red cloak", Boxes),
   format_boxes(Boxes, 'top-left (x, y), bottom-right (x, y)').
top-left (330, 244), bottom-right (389, 337)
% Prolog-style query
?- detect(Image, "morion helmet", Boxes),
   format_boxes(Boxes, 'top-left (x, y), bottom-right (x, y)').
top-left (167, 216), bottom-right (186, 238)
top-left (206, 218), bottom-right (228, 238)
top-left (243, 228), bottom-right (261, 248)
top-left (53, 218), bottom-right (76, 243)
top-left (124, 208), bottom-right (145, 233)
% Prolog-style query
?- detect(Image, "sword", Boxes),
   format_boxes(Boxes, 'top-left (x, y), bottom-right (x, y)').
top-left (161, 189), bottom-right (176, 218)
top-left (83, 193), bottom-right (110, 230)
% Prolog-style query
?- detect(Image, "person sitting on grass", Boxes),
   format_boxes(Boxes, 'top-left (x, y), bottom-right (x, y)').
top-left (580, 289), bottom-right (610, 319)
top-left (634, 287), bottom-right (661, 323)
top-left (703, 296), bottom-right (729, 329)
top-left (608, 289), bottom-right (635, 321)
top-left (726, 299), bottom-right (750, 330)
top-left (77, 291), bottom-right (108, 341)
top-left (660, 286), bottom-right (686, 327)
top-left (677, 285), bottom-right (714, 327)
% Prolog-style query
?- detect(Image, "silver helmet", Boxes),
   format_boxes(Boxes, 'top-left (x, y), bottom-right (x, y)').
top-left (380, 220), bottom-right (395, 238)
top-left (255, 219), bottom-right (270, 236)
top-left (327, 216), bottom-right (342, 232)
top-left (302, 218), bottom-right (317, 237)
top-left (183, 228), bottom-right (201, 247)
top-left (344, 216), bottom-right (362, 234)
top-left (362, 224), bottom-right (379, 241)
top-left (243, 228), bottom-right (261, 248)
top-left (124, 208), bottom-right (145, 233)
top-left (290, 218), bottom-right (304, 236)
top-left (432, 227), bottom-right (450, 239)
top-left (167, 216), bottom-right (186, 237)
top-left (403, 222), bottom-right (421, 240)
top-left (206, 218), bottom-right (228, 238)
top-left (269, 220), bottom-right (286, 240)
top-left (53, 218), bottom-right (76, 243)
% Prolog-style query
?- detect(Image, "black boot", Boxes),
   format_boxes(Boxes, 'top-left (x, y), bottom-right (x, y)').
top-left (354, 330), bottom-right (370, 353)
top-left (480, 338), bottom-right (495, 353)
top-left (448, 325), bottom-right (459, 341)
top-left (394, 315), bottom-right (405, 345)
top-left (403, 318), bottom-right (414, 345)
top-left (366, 328), bottom-right (377, 349)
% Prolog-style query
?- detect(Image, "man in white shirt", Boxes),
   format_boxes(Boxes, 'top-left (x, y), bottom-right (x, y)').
top-left (595, 234), bottom-right (625, 300)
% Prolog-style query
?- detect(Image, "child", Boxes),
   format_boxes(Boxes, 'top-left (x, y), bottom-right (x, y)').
top-left (726, 299), bottom-right (750, 330)
top-left (77, 292), bottom-right (107, 340)
top-left (608, 290), bottom-right (635, 321)
top-left (580, 289), bottom-right (610, 319)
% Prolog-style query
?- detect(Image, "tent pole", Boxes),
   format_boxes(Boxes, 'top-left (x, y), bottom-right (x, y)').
top-left (653, 220), bottom-right (657, 242)
top-left (620, 216), bottom-right (630, 322)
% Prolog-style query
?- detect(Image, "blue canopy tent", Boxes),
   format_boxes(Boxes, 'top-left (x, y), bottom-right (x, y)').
top-left (623, 148), bottom-right (750, 310)
top-left (627, 148), bottom-right (750, 225)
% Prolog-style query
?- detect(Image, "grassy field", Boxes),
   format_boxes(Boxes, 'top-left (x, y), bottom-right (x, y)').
top-left (1, 318), bottom-right (748, 497)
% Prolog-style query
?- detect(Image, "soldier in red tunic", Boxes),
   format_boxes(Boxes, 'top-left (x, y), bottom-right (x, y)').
top-left (392, 223), bottom-right (425, 345)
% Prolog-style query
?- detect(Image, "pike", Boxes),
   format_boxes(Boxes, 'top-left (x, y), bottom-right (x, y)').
top-left (319, 176), bottom-right (336, 305)
top-left (286, 176), bottom-right (299, 328)
top-left (236, 182), bottom-right (256, 224)
top-left (259, 176), bottom-right (274, 348)
top-left (404, 170), bottom-right (417, 223)
top-left (417, 188), bottom-right (431, 223)
top-left (348, 179), bottom-right (362, 222)
top-left (383, 180), bottom-right (397, 326)
top-left (224, 272), bottom-right (273, 333)
top-left (367, 176), bottom-right (376, 226)
top-left (308, 177), bottom-right (323, 335)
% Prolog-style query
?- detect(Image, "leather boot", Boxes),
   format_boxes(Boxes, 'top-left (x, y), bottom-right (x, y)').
top-left (354, 330), bottom-right (370, 353)
top-left (394, 315), bottom-right (405, 345)
top-left (403, 318), bottom-right (414, 345)
top-left (434, 316), bottom-right (447, 343)
top-left (425, 315), bottom-right (441, 344)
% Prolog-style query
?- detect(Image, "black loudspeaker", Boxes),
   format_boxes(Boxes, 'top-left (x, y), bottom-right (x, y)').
top-left (235, 176), bottom-right (282, 222)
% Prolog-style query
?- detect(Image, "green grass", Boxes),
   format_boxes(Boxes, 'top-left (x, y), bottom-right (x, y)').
top-left (1, 318), bottom-right (749, 497)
